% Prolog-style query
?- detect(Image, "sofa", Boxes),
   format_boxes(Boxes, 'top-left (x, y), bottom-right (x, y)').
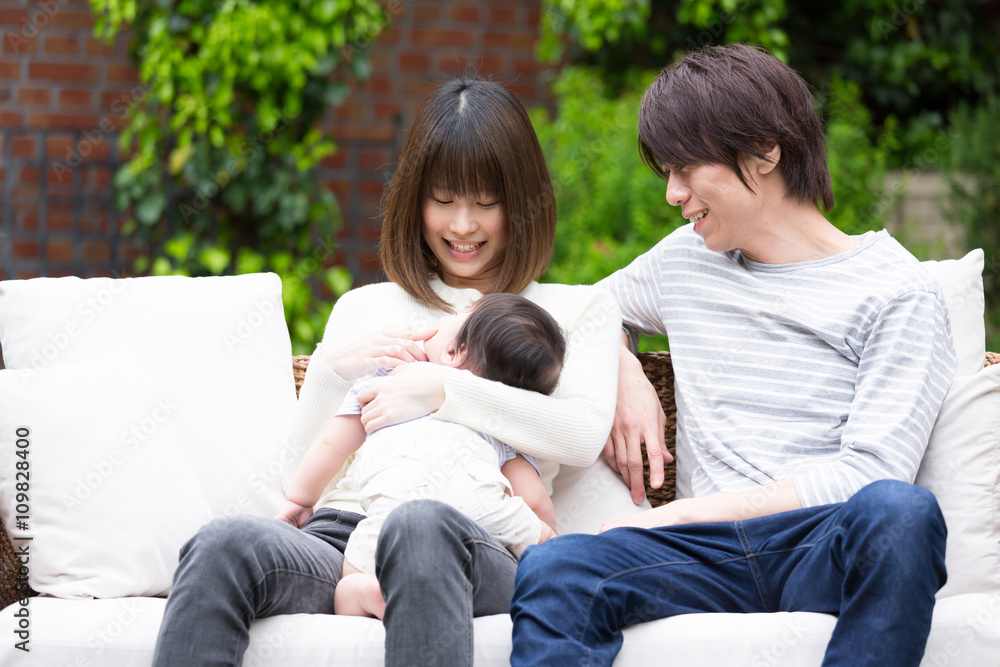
top-left (0, 248), bottom-right (998, 666)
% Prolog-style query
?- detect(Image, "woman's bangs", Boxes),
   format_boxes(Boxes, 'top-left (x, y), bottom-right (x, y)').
top-left (422, 121), bottom-right (505, 200)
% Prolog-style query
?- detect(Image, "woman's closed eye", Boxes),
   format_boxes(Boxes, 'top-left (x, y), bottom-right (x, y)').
top-left (430, 194), bottom-right (501, 208)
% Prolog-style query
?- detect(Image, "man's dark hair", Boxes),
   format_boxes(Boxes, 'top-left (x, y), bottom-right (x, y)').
top-left (453, 293), bottom-right (565, 396)
top-left (638, 44), bottom-right (835, 211)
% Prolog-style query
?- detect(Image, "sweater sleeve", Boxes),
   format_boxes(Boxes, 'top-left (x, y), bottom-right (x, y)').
top-left (791, 289), bottom-right (957, 507)
top-left (433, 285), bottom-right (622, 467)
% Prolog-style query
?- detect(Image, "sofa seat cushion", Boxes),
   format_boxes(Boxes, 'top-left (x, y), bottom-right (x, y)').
top-left (3, 593), bottom-right (997, 666)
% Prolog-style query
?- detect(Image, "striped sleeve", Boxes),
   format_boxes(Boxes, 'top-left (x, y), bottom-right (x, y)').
top-left (792, 289), bottom-right (957, 506)
top-left (597, 238), bottom-right (669, 350)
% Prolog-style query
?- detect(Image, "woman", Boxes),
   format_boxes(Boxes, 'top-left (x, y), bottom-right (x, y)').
top-left (152, 78), bottom-right (621, 667)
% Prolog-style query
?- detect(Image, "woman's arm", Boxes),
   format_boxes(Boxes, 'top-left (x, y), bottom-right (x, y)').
top-left (281, 287), bottom-right (432, 493)
top-left (358, 286), bottom-right (623, 466)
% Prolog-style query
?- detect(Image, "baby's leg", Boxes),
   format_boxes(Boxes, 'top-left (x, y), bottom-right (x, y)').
top-left (333, 561), bottom-right (386, 619)
top-left (501, 454), bottom-right (557, 531)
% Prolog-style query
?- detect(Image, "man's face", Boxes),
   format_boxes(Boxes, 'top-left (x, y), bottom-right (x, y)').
top-left (664, 162), bottom-right (763, 254)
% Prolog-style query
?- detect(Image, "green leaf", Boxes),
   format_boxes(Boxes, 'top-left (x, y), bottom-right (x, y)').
top-left (168, 144), bottom-right (195, 175)
top-left (199, 245), bottom-right (232, 275)
top-left (325, 266), bottom-right (353, 297)
top-left (135, 189), bottom-right (167, 225)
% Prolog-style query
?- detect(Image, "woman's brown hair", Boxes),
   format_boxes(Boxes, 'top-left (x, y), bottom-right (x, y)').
top-left (638, 44), bottom-right (835, 211)
top-left (380, 78), bottom-right (556, 312)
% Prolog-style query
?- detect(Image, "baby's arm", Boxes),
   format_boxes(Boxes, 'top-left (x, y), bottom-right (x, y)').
top-left (276, 414), bottom-right (367, 527)
top-left (501, 454), bottom-right (556, 541)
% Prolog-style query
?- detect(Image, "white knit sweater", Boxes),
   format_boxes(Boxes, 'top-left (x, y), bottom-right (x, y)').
top-left (281, 277), bottom-right (622, 512)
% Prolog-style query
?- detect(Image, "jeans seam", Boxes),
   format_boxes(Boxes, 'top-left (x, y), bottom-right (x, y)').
top-left (462, 537), bottom-right (518, 565)
top-left (736, 520), bottom-right (773, 612)
top-left (576, 554), bottom-right (747, 648)
top-left (250, 567), bottom-right (339, 612)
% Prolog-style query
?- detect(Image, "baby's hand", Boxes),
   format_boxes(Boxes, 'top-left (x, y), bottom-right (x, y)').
top-left (275, 500), bottom-right (314, 528)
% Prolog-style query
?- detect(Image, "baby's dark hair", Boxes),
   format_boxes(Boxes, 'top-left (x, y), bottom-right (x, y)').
top-left (454, 294), bottom-right (565, 396)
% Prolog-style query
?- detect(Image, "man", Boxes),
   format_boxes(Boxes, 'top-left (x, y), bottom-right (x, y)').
top-left (509, 44), bottom-right (956, 666)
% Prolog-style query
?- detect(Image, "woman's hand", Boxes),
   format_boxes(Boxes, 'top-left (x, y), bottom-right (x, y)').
top-left (605, 344), bottom-right (672, 505)
top-left (356, 362), bottom-right (448, 433)
top-left (318, 328), bottom-right (434, 381)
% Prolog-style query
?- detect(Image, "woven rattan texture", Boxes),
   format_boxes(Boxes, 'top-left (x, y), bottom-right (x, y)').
top-left (2, 350), bottom-right (995, 611)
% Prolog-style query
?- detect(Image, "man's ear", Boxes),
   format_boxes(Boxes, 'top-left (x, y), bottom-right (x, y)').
top-left (756, 142), bottom-right (781, 176)
top-left (440, 345), bottom-right (468, 368)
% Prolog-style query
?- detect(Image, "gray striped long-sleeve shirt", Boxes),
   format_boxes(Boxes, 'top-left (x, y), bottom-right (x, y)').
top-left (598, 224), bottom-right (957, 507)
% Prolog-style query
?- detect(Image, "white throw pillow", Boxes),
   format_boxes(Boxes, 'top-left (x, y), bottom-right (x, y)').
top-left (0, 274), bottom-right (298, 597)
top-left (0, 355), bottom-right (213, 598)
top-left (915, 362), bottom-right (1000, 598)
top-left (922, 248), bottom-right (986, 377)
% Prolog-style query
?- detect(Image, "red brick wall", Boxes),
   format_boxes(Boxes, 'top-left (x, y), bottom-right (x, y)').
top-left (0, 0), bottom-right (552, 284)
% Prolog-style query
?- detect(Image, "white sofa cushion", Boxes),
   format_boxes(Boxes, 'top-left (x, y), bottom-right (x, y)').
top-left (922, 248), bottom-right (986, 377)
top-left (0, 355), bottom-right (213, 598)
top-left (0, 274), bottom-right (298, 598)
top-left (915, 362), bottom-right (1000, 597)
top-left (2, 591), bottom-right (998, 666)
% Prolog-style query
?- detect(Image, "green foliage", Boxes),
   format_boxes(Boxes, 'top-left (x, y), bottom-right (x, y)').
top-left (835, 0), bottom-right (998, 126)
top-left (532, 68), bottom-right (682, 288)
top-left (538, 0), bottom-right (651, 63)
top-left (90, 0), bottom-right (387, 353)
top-left (538, 0), bottom-right (790, 74)
top-left (539, 0), bottom-right (999, 167)
top-left (944, 95), bottom-right (1000, 351)
top-left (822, 77), bottom-right (895, 235)
top-left (676, 0), bottom-right (788, 60)
top-left (532, 68), bottom-right (677, 351)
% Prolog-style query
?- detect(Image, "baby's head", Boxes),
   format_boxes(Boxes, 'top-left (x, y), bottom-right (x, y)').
top-left (424, 294), bottom-right (565, 395)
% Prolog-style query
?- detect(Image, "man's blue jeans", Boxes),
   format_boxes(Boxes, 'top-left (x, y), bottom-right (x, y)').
top-left (510, 480), bottom-right (947, 666)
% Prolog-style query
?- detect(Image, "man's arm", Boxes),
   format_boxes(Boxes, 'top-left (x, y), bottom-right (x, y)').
top-left (603, 334), bottom-right (672, 504)
top-left (596, 239), bottom-right (674, 504)
top-left (602, 288), bottom-right (957, 530)
top-left (600, 478), bottom-right (800, 531)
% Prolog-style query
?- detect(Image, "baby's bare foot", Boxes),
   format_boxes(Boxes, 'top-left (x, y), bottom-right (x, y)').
top-left (334, 573), bottom-right (386, 619)
top-left (360, 575), bottom-right (386, 620)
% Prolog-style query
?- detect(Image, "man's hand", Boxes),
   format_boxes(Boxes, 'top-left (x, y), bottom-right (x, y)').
top-left (605, 343), bottom-right (672, 504)
top-left (599, 479), bottom-right (802, 532)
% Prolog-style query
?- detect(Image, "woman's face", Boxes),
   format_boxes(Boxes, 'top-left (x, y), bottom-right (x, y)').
top-left (422, 190), bottom-right (506, 291)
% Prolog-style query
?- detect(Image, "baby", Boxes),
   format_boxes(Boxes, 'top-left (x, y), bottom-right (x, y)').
top-left (276, 293), bottom-right (564, 618)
